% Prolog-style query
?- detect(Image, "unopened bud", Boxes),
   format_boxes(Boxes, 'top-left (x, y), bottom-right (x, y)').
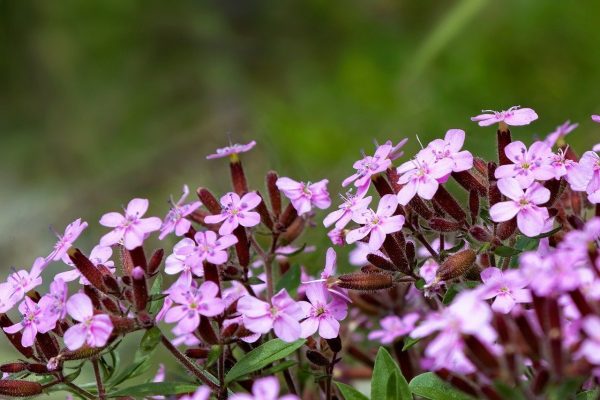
top-left (473, 157), bottom-right (488, 176)
top-left (371, 174), bottom-right (394, 196)
top-left (432, 186), bottom-right (466, 222)
top-left (337, 273), bottom-right (394, 291)
top-left (185, 347), bottom-right (211, 359)
top-left (496, 219), bottom-right (517, 240)
top-left (266, 171), bottom-right (282, 218)
top-left (280, 216), bottom-right (305, 245)
top-left (326, 336), bottom-right (342, 353)
top-left (278, 203), bottom-right (298, 231)
top-left (255, 191), bottom-right (274, 231)
top-left (68, 248), bottom-right (106, 291)
top-left (497, 129), bottom-right (512, 165)
top-left (110, 316), bottom-right (136, 335)
top-left (197, 187), bottom-right (221, 214)
top-left (102, 274), bottom-right (121, 295)
top-left (128, 246), bottom-right (147, 273)
top-left (382, 236), bottom-right (410, 274)
top-left (132, 267), bottom-right (149, 312)
top-left (0, 363), bottom-right (26, 373)
top-left (436, 249), bottom-right (476, 281)
top-left (463, 334), bottom-right (499, 372)
top-left (469, 226), bottom-right (492, 242)
top-left (60, 347), bottom-right (104, 361)
top-left (469, 190), bottom-right (479, 224)
top-left (0, 315), bottom-right (34, 359)
top-left (148, 249), bottom-right (165, 276)
top-left (233, 226), bottom-right (250, 267)
top-left (229, 157), bottom-right (248, 195)
top-left (198, 316), bottom-right (219, 345)
top-left (451, 171), bottom-right (486, 196)
top-left (26, 363), bottom-right (49, 374)
top-left (408, 197), bottom-right (433, 220)
top-left (221, 323), bottom-right (239, 338)
top-left (0, 380), bottom-right (42, 397)
top-left (405, 241), bottom-right (416, 262)
top-left (366, 254), bottom-right (397, 272)
top-left (428, 217), bottom-right (462, 232)
top-left (386, 167), bottom-right (402, 193)
top-left (306, 350), bottom-right (329, 366)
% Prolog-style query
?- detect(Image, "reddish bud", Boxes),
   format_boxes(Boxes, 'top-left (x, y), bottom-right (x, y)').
top-left (229, 158), bottom-right (248, 195)
top-left (497, 129), bottom-right (512, 165)
top-left (0, 363), bottom-right (27, 373)
top-left (432, 186), bottom-right (467, 223)
top-left (266, 171), bottom-right (282, 218)
top-left (110, 316), bottom-right (136, 335)
top-left (366, 253), bottom-right (397, 272)
top-left (473, 157), bottom-right (488, 176)
top-left (451, 171), bottom-right (486, 196)
top-left (102, 274), bottom-right (121, 296)
top-left (382, 236), bottom-right (410, 274)
top-left (128, 246), bottom-right (147, 273)
top-left (198, 316), bottom-right (219, 345)
top-left (429, 217), bottom-right (462, 232)
top-left (278, 203), bottom-right (298, 231)
top-left (185, 347), bottom-right (211, 359)
top-left (280, 216), bottom-right (305, 245)
top-left (337, 273), bottom-right (394, 291)
top-left (436, 249), bottom-right (476, 281)
top-left (84, 286), bottom-right (102, 309)
top-left (203, 263), bottom-right (221, 297)
top-left (408, 197), bottom-right (433, 220)
top-left (197, 187), bottom-right (221, 214)
top-left (496, 219), bottom-right (517, 240)
top-left (405, 241), bottom-right (416, 262)
top-left (0, 380), bottom-right (42, 397)
top-left (306, 350), bottom-right (330, 366)
top-left (255, 191), bottom-right (274, 231)
top-left (148, 248), bottom-right (164, 276)
top-left (386, 167), bottom-right (402, 194)
top-left (468, 190), bottom-right (479, 224)
top-left (371, 174), bottom-right (393, 196)
top-left (68, 248), bottom-right (106, 292)
top-left (26, 363), bottom-right (49, 374)
top-left (463, 334), bottom-right (499, 373)
top-left (326, 336), bottom-right (342, 353)
top-left (469, 225), bottom-right (492, 242)
top-left (233, 226), bottom-right (250, 267)
top-left (132, 267), bottom-right (149, 312)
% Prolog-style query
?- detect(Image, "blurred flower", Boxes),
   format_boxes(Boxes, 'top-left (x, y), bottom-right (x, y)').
top-left (276, 177), bottom-right (331, 215)
top-left (368, 313), bottom-right (419, 344)
top-left (479, 267), bottom-right (531, 314)
top-left (180, 386), bottom-right (211, 400)
top-left (204, 192), bottom-right (261, 235)
top-left (47, 218), bottom-right (88, 263)
top-left (578, 316), bottom-right (600, 365)
top-left (231, 376), bottom-right (298, 400)
top-left (159, 185), bottom-right (202, 240)
top-left (495, 141), bottom-right (554, 188)
top-left (206, 140), bottom-right (256, 160)
top-left (545, 120), bottom-right (578, 147)
top-left (471, 106), bottom-right (538, 127)
top-left (99, 198), bottom-right (162, 250)
top-left (592, 115), bottom-right (600, 123)
top-left (346, 194), bottom-right (404, 251)
top-left (63, 293), bottom-right (113, 350)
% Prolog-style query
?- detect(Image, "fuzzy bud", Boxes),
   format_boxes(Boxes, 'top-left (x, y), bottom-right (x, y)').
top-left (0, 380), bottom-right (42, 397)
top-left (278, 203), bottom-right (298, 231)
top-left (469, 225), bottom-right (492, 242)
top-left (432, 186), bottom-right (466, 222)
top-left (197, 187), bottom-right (222, 214)
top-left (407, 197), bottom-right (433, 220)
top-left (280, 215), bottom-right (305, 245)
top-left (337, 273), bottom-right (394, 291)
top-left (428, 217), bottom-right (462, 232)
top-left (473, 157), bottom-right (488, 176)
top-left (68, 248), bottom-right (106, 292)
top-left (436, 249), bottom-right (476, 281)
top-left (306, 350), bottom-right (330, 366)
top-left (0, 363), bottom-right (27, 373)
top-left (386, 167), bottom-right (402, 194)
top-left (128, 246), bottom-right (147, 273)
top-left (451, 171), bottom-right (486, 196)
top-left (326, 336), bottom-right (342, 353)
top-left (132, 267), bottom-right (149, 311)
top-left (255, 191), bottom-right (274, 231)
top-left (266, 171), bottom-right (282, 218)
top-left (371, 174), bottom-right (394, 196)
top-left (468, 189), bottom-right (479, 224)
top-left (148, 249), bottom-right (164, 276)
top-left (185, 347), bottom-right (211, 359)
top-left (496, 219), bottom-right (517, 240)
top-left (102, 274), bottom-right (121, 296)
top-left (229, 157), bottom-right (248, 195)
top-left (366, 254), bottom-right (397, 272)
top-left (405, 241), bottom-right (416, 262)
top-left (198, 316), bottom-right (219, 345)
top-left (497, 128), bottom-right (512, 165)
top-left (382, 236), bottom-right (410, 274)
top-left (233, 226), bottom-right (250, 267)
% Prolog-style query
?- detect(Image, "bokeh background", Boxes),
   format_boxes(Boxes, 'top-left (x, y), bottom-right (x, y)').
top-left (1, 0), bottom-right (600, 388)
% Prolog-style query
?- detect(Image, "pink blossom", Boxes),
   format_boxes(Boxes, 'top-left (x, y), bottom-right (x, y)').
top-left (396, 151), bottom-right (453, 205)
top-left (342, 144), bottom-right (392, 193)
top-left (38, 278), bottom-right (68, 323)
top-left (47, 218), bottom-right (88, 263)
top-left (180, 386), bottom-right (211, 400)
top-left (159, 185), bottom-right (202, 240)
top-left (323, 192), bottom-right (372, 229)
top-left (63, 293), bottom-right (114, 350)
top-left (206, 140), bottom-right (256, 160)
top-left (471, 106), bottom-right (538, 127)
top-left (99, 198), bottom-right (162, 250)
top-left (479, 267), bottom-right (531, 314)
top-left (224, 316), bottom-right (261, 344)
top-left (387, 138), bottom-right (409, 161)
top-left (520, 249), bottom-right (582, 296)
top-left (426, 129), bottom-right (473, 173)
top-left (3, 297), bottom-right (55, 347)
top-left (6, 257), bottom-right (45, 304)
top-left (165, 239), bottom-right (204, 286)
top-left (494, 141), bottom-right (554, 188)
top-left (303, 247), bottom-right (350, 302)
top-left (204, 192), bottom-right (261, 234)
top-left (489, 178), bottom-right (550, 237)
top-left (298, 283), bottom-right (347, 339)
top-left (592, 115), bottom-right (600, 123)
top-left (550, 148), bottom-right (578, 180)
top-left (56, 245), bottom-right (114, 284)
top-left (577, 316), bottom-right (600, 365)
top-left (368, 313), bottom-right (419, 344)
top-left (164, 281), bottom-right (225, 335)
top-left (544, 120), bottom-right (578, 147)
top-left (231, 376), bottom-right (299, 400)
top-left (569, 151), bottom-right (600, 203)
top-left (173, 231), bottom-right (237, 267)
top-left (420, 259), bottom-right (444, 296)
top-left (0, 283), bottom-right (15, 313)
top-left (237, 289), bottom-right (304, 342)
top-left (276, 177), bottom-right (331, 215)
top-left (171, 333), bottom-right (201, 347)
top-left (348, 242), bottom-right (375, 266)
top-left (346, 194), bottom-right (405, 251)
top-left (327, 228), bottom-right (345, 246)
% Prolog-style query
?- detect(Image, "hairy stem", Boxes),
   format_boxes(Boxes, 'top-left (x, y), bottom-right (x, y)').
top-left (63, 380), bottom-right (96, 400)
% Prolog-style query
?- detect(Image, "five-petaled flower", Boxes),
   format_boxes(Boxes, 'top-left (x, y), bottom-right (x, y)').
top-left (164, 281), bottom-right (225, 335)
top-left (100, 198), bottom-right (162, 250)
top-left (323, 191), bottom-right (372, 229)
top-left (396, 150), bottom-right (453, 205)
top-left (3, 297), bottom-right (55, 347)
top-left (298, 282), bottom-right (347, 339)
top-left (342, 143), bottom-right (392, 194)
top-left (173, 231), bottom-right (238, 267)
top-left (494, 141), bottom-right (554, 188)
top-left (471, 106), bottom-right (538, 127)
top-left (230, 376), bottom-right (299, 400)
top-left (425, 129), bottom-right (473, 173)
top-left (479, 267), bottom-right (531, 314)
top-left (159, 185), bottom-right (202, 240)
top-left (276, 177), bottom-right (331, 215)
top-left (204, 192), bottom-right (262, 235)
top-left (368, 313), bottom-right (420, 344)
top-left (206, 140), bottom-right (256, 160)
top-left (63, 293), bottom-right (114, 350)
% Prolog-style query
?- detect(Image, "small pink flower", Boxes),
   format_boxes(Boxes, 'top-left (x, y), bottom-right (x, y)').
top-left (204, 192), bottom-right (262, 234)
top-left (323, 192), bottom-right (372, 229)
top-left (63, 293), bottom-right (113, 350)
top-left (100, 198), bottom-right (162, 250)
top-left (489, 178), bottom-right (550, 237)
top-left (6, 257), bottom-right (45, 304)
top-left (495, 141), bottom-right (554, 188)
top-left (471, 106), bottom-right (538, 127)
top-left (479, 267), bottom-right (531, 314)
top-left (577, 316), bottom-right (600, 365)
top-left (174, 231), bottom-right (238, 267)
top-left (346, 194), bottom-right (405, 251)
top-left (592, 115), bottom-right (600, 123)
top-left (231, 376), bottom-right (299, 400)
top-left (327, 228), bottom-right (345, 246)
top-left (206, 140), bottom-right (256, 160)
top-left (3, 297), bottom-right (55, 347)
top-left (544, 120), bottom-right (578, 147)
top-left (426, 129), bottom-right (473, 173)
top-left (165, 281), bottom-right (225, 335)
top-left (38, 278), bottom-right (68, 323)
top-left (47, 218), bottom-right (88, 263)
top-left (298, 283), bottom-right (347, 339)
top-left (237, 289), bottom-right (304, 342)
top-left (276, 177), bottom-right (331, 216)
top-left (420, 258), bottom-right (444, 295)
top-left (368, 313), bottom-right (419, 344)
top-left (159, 185), bottom-right (202, 240)
top-left (569, 151), bottom-right (600, 203)
top-left (550, 148), bottom-right (578, 180)
top-left (387, 138), bottom-right (409, 161)
top-left (0, 283), bottom-right (16, 313)
top-left (396, 151), bottom-right (453, 205)
top-left (56, 245), bottom-right (114, 284)
top-left (165, 239), bottom-right (204, 286)
top-left (342, 144), bottom-right (393, 193)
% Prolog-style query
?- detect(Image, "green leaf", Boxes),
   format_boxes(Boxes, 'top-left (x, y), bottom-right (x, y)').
top-left (205, 345), bottom-right (222, 368)
top-left (336, 381), bottom-right (369, 400)
top-left (442, 284), bottom-right (460, 304)
top-left (261, 360), bottom-right (297, 376)
top-left (246, 276), bottom-right (265, 285)
top-left (576, 389), bottom-right (600, 400)
top-left (493, 381), bottom-right (527, 400)
top-left (107, 328), bottom-right (161, 387)
top-left (402, 337), bottom-right (421, 351)
top-left (275, 264), bottom-right (301, 296)
top-left (494, 246), bottom-right (521, 257)
top-left (409, 372), bottom-right (475, 400)
top-left (148, 274), bottom-right (164, 315)
top-left (415, 279), bottom-right (426, 290)
top-left (225, 338), bottom-right (305, 384)
top-left (533, 225), bottom-right (562, 239)
top-left (108, 382), bottom-right (199, 397)
top-left (372, 347), bottom-right (411, 400)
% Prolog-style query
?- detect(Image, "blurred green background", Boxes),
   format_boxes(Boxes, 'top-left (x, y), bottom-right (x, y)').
top-left (2, 0), bottom-right (600, 392)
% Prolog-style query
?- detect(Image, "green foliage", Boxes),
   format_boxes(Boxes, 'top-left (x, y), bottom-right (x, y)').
top-left (371, 347), bottom-right (411, 400)
top-left (336, 381), bottom-right (369, 400)
top-left (108, 382), bottom-right (199, 398)
top-left (409, 372), bottom-right (476, 400)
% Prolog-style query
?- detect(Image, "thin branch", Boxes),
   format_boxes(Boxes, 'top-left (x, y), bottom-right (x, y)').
top-left (92, 357), bottom-right (105, 400)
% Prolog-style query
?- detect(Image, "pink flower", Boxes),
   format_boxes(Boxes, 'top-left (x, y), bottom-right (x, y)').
top-left (159, 185), bottom-right (202, 240)
top-left (544, 120), bottom-right (578, 147)
top-left (38, 278), bottom-right (68, 323)
top-left (346, 194), bottom-right (405, 251)
top-left (592, 115), bottom-right (600, 123)
top-left (165, 239), bottom-right (204, 286)
top-left (0, 283), bottom-right (15, 313)
top-left (63, 293), bottom-right (113, 350)
top-left (550, 148), bottom-right (578, 180)
top-left (577, 316), bottom-right (600, 365)
top-left (173, 231), bottom-right (238, 267)
top-left (327, 228), bottom-right (345, 246)
top-left (6, 257), bottom-right (45, 304)
top-left (494, 141), bottom-right (554, 188)
top-left (276, 177), bottom-right (331, 215)
top-left (231, 376), bottom-right (299, 400)
top-left (204, 192), bottom-right (262, 234)
top-left (426, 129), bottom-right (473, 173)
top-left (298, 283), bottom-right (347, 339)
top-left (323, 192), bottom-right (372, 229)
top-left (47, 218), bottom-right (88, 263)
top-left (303, 247), bottom-right (350, 302)
top-left (387, 138), bottom-right (409, 161)
top-left (180, 386), bottom-right (211, 400)
top-left (3, 297), bottom-right (55, 347)
top-left (471, 106), bottom-right (538, 127)
top-left (368, 313), bottom-right (419, 344)
top-left (342, 144), bottom-right (392, 193)
top-left (420, 259), bottom-right (444, 295)
top-left (100, 198), bottom-right (162, 250)
top-left (237, 289), bottom-right (304, 342)
top-left (164, 281), bottom-right (225, 335)
top-left (569, 151), bottom-right (600, 203)
top-left (479, 267), bottom-right (531, 314)
top-left (56, 245), bottom-right (114, 284)
top-left (396, 150), bottom-right (453, 205)
top-left (206, 140), bottom-right (256, 160)
top-left (489, 178), bottom-right (550, 237)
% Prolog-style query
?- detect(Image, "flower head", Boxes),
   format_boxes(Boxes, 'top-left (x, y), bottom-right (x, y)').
top-left (479, 267), bottom-right (531, 314)
top-left (298, 283), bottom-right (348, 339)
top-left (6, 257), bottom-right (45, 304)
top-left (425, 129), bottom-right (473, 173)
top-left (276, 177), bottom-right (331, 215)
top-left (396, 150), bottom-right (453, 205)
top-left (3, 297), bottom-right (55, 347)
top-left (47, 218), bottom-right (88, 263)
top-left (323, 192), bottom-right (372, 229)
top-left (204, 192), bottom-right (261, 235)
top-left (174, 231), bottom-right (238, 267)
top-left (342, 144), bottom-right (392, 193)
top-left (164, 281), bottom-right (225, 335)
top-left (368, 313), bottom-right (419, 344)
top-left (489, 178), bottom-right (550, 237)
top-left (494, 141), bottom-right (554, 188)
top-left (100, 198), bottom-right (162, 250)
top-left (545, 120), bottom-right (578, 147)
top-left (206, 140), bottom-right (256, 160)
top-left (159, 185), bottom-right (202, 240)
top-left (63, 293), bottom-right (114, 350)
top-left (471, 106), bottom-right (538, 127)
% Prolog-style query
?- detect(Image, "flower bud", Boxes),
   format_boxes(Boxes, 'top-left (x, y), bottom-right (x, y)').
top-left (266, 171), bottom-right (282, 218)
top-left (233, 226), bottom-right (250, 267)
top-left (532, 368), bottom-right (550, 395)
top-left (37, 332), bottom-right (60, 359)
top-left (148, 248), bottom-right (164, 276)
top-left (451, 171), bottom-right (486, 196)
top-left (428, 217), bottom-right (462, 232)
top-left (306, 350), bottom-right (330, 366)
top-left (110, 316), bottom-right (136, 335)
top-left (469, 225), bottom-right (492, 242)
top-left (203, 263), bottom-right (221, 297)
top-left (26, 363), bottom-right (49, 374)
top-left (60, 347), bottom-right (104, 361)
top-left (371, 174), bottom-right (393, 196)
top-left (432, 186), bottom-right (466, 223)
top-left (128, 246), bottom-right (147, 273)
top-left (408, 197), bottom-right (433, 220)
top-left (497, 128), bottom-right (512, 166)
top-left (132, 266), bottom-right (149, 312)
top-left (382, 236), bottom-right (410, 274)
top-left (473, 157), bottom-right (488, 176)
top-left (229, 157), bottom-right (248, 195)
top-left (280, 216), bottom-right (305, 245)
top-left (463, 334), bottom-right (499, 373)
top-left (185, 347), bottom-right (211, 359)
top-left (198, 316), bottom-right (219, 345)
top-left (84, 285), bottom-right (102, 309)
top-left (337, 273), bottom-right (394, 291)
top-left (405, 241), bottom-right (416, 262)
top-left (68, 248), bottom-right (106, 292)
top-left (102, 274), bottom-right (121, 296)
top-left (469, 189), bottom-right (479, 224)
top-left (496, 219), bottom-right (517, 240)
top-left (255, 191), bottom-right (274, 231)
top-left (0, 363), bottom-right (27, 373)
top-left (366, 254), bottom-right (397, 272)
top-left (326, 336), bottom-right (342, 353)
top-left (0, 380), bottom-right (42, 397)
top-left (197, 187), bottom-right (222, 214)
top-left (436, 249), bottom-right (476, 281)
top-left (278, 204), bottom-right (298, 231)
